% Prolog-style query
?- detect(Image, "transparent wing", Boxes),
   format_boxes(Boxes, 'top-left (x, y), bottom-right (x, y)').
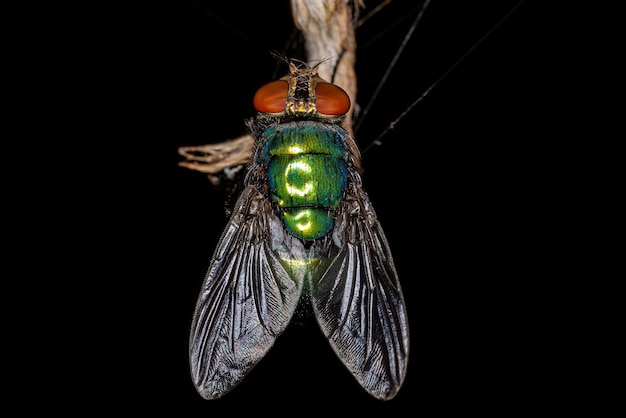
top-left (189, 186), bottom-right (304, 400)
top-left (309, 190), bottom-right (410, 400)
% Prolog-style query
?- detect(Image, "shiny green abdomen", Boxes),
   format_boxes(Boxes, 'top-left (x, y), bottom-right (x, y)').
top-left (259, 121), bottom-right (348, 240)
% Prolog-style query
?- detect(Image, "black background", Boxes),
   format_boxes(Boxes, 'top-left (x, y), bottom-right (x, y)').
top-left (30, 0), bottom-right (573, 414)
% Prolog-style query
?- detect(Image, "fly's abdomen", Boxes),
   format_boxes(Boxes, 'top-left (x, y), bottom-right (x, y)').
top-left (260, 121), bottom-right (348, 240)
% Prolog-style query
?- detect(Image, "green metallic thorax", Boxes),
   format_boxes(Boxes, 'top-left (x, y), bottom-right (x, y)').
top-left (257, 121), bottom-right (348, 240)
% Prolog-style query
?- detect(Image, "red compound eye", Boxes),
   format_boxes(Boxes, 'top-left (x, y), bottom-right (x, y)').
top-left (315, 82), bottom-right (351, 115)
top-left (253, 80), bottom-right (288, 113)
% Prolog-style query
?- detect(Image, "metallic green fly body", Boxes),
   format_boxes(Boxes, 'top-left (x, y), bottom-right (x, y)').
top-left (189, 59), bottom-right (409, 400)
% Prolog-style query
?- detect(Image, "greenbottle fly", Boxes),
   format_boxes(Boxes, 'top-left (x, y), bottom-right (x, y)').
top-left (189, 58), bottom-right (409, 400)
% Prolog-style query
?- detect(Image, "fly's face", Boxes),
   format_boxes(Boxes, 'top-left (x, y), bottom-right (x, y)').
top-left (253, 61), bottom-right (351, 119)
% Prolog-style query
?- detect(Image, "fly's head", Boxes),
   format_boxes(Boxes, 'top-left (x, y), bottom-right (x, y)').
top-left (253, 60), bottom-right (351, 121)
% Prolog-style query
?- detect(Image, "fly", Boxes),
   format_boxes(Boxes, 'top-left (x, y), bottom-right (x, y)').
top-left (183, 0), bottom-right (526, 402)
top-left (188, 58), bottom-right (410, 400)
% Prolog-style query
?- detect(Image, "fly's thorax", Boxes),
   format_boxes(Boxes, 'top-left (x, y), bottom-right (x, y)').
top-left (256, 121), bottom-right (349, 241)
top-left (256, 121), bottom-right (347, 160)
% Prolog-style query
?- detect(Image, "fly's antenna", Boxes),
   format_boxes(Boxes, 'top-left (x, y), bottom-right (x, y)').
top-left (311, 55), bottom-right (343, 83)
top-left (270, 50), bottom-right (291, 66)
